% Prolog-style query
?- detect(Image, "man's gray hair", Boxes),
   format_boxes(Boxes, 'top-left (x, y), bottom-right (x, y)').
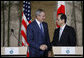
top-left (35, 9), bottom-right (44, 17)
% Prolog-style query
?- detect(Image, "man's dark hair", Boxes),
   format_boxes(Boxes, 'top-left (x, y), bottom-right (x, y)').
top-left (58, 13), bottom-right (67, 23)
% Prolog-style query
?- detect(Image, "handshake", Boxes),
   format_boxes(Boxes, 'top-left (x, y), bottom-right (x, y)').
top-left (40, 44), bottom-right (52, 57)
top-left (40, 44), bottom-right (48, 51)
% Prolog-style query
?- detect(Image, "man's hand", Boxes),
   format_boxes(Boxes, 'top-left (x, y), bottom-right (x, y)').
top-left (40, 44), bottom-right (47, 51)
top-left (48, 51), bottom-right (52, 57)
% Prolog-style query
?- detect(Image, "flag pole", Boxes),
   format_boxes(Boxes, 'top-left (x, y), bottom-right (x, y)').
top-left (18, 1), bottom-right (23, 46)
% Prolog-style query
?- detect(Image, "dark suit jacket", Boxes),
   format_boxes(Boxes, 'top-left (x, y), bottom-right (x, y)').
top-left (51, 25), bottom-right (76, 46)
top-left (27, 20), bottom-right (51, 57)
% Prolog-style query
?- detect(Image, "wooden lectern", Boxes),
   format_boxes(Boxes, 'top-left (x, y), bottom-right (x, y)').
top-left (52, 46), bottom-right (83, 57)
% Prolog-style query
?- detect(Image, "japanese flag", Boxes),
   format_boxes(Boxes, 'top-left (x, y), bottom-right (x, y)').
top-left (56, 1), bottom-right (66, 28)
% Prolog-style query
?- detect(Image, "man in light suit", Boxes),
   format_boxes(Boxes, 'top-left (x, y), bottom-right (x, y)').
top-left (51, 13), bottom-right (76, 46)
top-left (27, 9), bottom-right (51, 57)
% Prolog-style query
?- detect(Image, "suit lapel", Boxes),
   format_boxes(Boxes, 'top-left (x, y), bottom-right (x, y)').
top-left (57, 28), bottom-right (60, 41)
top-left (33, 20), bottom-right (41, 32)
top-left (59, 25), bottom-right (67, 41)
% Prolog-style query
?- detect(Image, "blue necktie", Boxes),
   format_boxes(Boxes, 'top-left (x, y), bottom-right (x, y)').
top-left (40, 23), bottom-right (44, 33)
top-left (40, 23), bottom-right (45, 39)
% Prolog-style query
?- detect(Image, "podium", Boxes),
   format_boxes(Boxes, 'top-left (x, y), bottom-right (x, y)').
top-left (52, 46), bottom-right (83, 57)
top-left (1, 46), bottom-right (83, 57)
top-left (1, 47), bottom-right (27, 57)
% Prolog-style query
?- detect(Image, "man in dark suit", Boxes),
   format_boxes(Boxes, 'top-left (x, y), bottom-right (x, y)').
top-left (27, 9), bottom-right (51, 57)
top-left (51, 13), bottom-right (76, 46)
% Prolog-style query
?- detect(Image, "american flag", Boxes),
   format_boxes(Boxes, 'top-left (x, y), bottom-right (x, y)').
top-left (21, 1), bottom-right (31, 57)
top-left (56, 1), bottom-right (65, 28)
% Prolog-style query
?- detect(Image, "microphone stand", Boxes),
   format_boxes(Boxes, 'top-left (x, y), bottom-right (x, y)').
top-left (11, 29), bottom-right (28, 57)
top-left (11, 29), bottom-right (22, 46)
top-left (4, 29), bottom-right (22, 46)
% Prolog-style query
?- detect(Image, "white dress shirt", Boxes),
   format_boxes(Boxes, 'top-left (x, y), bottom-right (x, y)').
top-left (59, 24), bottom-right (66, 41)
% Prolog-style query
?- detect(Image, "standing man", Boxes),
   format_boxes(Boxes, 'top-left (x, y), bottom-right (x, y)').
top-left (51, 13), bottom-right (76, 46)
top-left (27, 9), bottom-right (51, 57)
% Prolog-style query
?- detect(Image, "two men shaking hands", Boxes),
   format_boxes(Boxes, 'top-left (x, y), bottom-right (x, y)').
top-left (27, 9), bottom-right (76, 57)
